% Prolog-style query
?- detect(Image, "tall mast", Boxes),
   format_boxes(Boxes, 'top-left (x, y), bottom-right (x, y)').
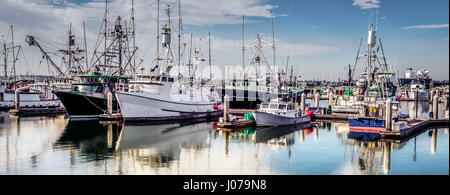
top-left (11, 25), bottom-right (16, 92)
top-left (271, 11), bottom-right (276, 69)
top-left (188, 33), bottom-right (193, 78)
top-left (208, 32), bottom-right (212, 80)
top-left (242, 16), bottom-right (245, 79)
top-left (2, 37), bottom-right (7, 79)
top-left (156, 0), bottom-right (160, 66)
top-left (68, 23), bottom-right (72, 73)
top-left (178, 0), bottom-right (182, 75)
top-left (83, 21), bottom-right (88, 73)
top-left (131, 0), bottom-right (136, 76)
top-left (104, 0), bottom-right (108, 68)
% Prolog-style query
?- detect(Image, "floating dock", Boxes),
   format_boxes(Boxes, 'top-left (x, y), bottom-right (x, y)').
top-left (217, 119), bottom-right (256, 131)
top-left (380, 119), bottom-right (449, 140)
top-left (9, 107), bottom-right (67, 117)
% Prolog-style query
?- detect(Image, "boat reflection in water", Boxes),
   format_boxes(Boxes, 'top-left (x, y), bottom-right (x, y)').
top-left (118, 122), bottom-right (210, 168)
top-left (54, 120), bottom-right (211, 170)
top-left (55, 121), bottom-right (123, 161)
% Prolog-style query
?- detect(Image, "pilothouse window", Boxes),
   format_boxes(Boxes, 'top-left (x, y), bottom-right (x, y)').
top-left (279, 104), bottom-right (287, 110)
top-left (261, 104), bottom-right (269, 109)
top-left (269, 104), bottom-right (278, 110)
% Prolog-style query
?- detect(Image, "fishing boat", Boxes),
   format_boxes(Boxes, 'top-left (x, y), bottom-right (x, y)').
top-left (53, 73), bottom-right (128, 117)
top-left (116, 1), bottom-right (222, 122)
top-left (42, 2), bottom-right (137, 118)
top-left (253, 100), bottom-right (311, 127)
top-left (0, 80), bottom-right (60, 110)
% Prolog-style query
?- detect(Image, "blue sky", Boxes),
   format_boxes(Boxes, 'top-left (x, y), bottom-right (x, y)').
top-left (1, 0), bottom-right (448, 80)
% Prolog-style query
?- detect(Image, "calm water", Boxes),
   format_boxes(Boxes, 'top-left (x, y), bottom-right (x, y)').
top-left (0, 101), bottom-right (448, 175)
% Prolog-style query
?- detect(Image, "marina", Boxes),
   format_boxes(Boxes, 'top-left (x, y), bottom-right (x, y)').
top-left (0, 101), bottom-right (448, 175)
top-left (0, 0), bottom-right (448, 177)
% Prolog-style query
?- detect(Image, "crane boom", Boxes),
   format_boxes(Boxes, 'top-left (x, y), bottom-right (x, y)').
top-left (25, 35), bottom-right (65, 77)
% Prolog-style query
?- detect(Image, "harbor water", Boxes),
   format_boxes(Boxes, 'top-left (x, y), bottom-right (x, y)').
top-left (0, 101), bottom-right (448, 175)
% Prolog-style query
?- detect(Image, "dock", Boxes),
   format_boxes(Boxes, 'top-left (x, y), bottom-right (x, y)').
top-left (9, 107), bottom-right (67, 117)
top-left (380, 119), bottom-right (449, 140)
top-left (217, 114), bottom-right (256, 131)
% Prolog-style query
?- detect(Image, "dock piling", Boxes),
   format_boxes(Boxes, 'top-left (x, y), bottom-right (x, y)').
top-left (328, 93), bottom-right (333, 106)
top-left (300, 93), bottom-right (305, 115)
top-left (314, 92), bottom-right (320, 108)
top-left (107, 92), bottom-right (113, 115)
top-left (385, 98), bottom-right (392, 131)
top-left (433, 95), bottom-right (439, 120)
top-left (224, 95), bottom-right (229, 122)
top-left (14, 91), bottom-right (20, 110)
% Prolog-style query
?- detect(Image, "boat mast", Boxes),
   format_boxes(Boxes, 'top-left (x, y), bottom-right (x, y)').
top-left (178, 0), bottom-right (182, 77)
top-left (271, 11), bottom-right (275, 71)
top-left (104, 0), bottom-right (108, 69)
top-left (242, 15), bottom-right (245, 80)
top-left (156, 0), bottom-right (160, 68)
top-left (11, 25), bottom-right (16, 92)
top-left (2, 37), bottom-right (7, 80)
top-left (83, 21), bottom-right (88, 73)
top-left (131, 0), bottom-right (136, 77)
top-left (208, 32), bottom-right (212, 80)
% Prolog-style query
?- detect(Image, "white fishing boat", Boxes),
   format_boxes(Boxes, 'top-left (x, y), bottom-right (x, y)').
top-left (116, 73), bottom-right (221, 122)
top-left (0, 82), bottom-right (60, 110)
top-left (253, 100), bottom-right (311, 127)
top-left (115, 1), bottom-right (222, 122)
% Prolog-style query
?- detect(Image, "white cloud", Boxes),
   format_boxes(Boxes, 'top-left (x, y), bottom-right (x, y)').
top-left (402, 24), bottom-right (449, 30)
top-left (0, 0), bottom-right (338, 76)
top-left (352, 0), bottom-right (381, 9)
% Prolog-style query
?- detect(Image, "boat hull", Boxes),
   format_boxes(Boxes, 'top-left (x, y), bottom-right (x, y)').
top-left (116, 92), bottom-right (222, 122)
top-left (54, 91), bottom-right (118, 117)
top-left (215, 88), bottom-right (278, 109)
top-left (348, 118), bottom-right (385, 134)
top-left (253, 111), bottom-right (311, 127)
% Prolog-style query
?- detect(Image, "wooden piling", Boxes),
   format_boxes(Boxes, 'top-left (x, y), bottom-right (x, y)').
top-left (14, 91), bottom-right (20, 110)
top-left (385, 99), bottom-right (392, 131)
top-left (433, 95), bottom-right (439, 120)
top-left (328, 93), bottom-right (334, 106)
top-left (224, 95), bottom-right (229, 122)
top-left (314, 92), bottom-right (320, 108)
top-left (300, 93), bottom-right (305, 114)
top-left (107, 92), bottom-right (113, 115)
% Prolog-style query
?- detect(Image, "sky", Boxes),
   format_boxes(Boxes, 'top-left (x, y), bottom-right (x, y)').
top-left (0, 0), bottom-right (448, 80)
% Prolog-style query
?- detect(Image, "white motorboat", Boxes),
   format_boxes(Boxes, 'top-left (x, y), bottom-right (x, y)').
top-left (253, 100), bottom-right (311, 127)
